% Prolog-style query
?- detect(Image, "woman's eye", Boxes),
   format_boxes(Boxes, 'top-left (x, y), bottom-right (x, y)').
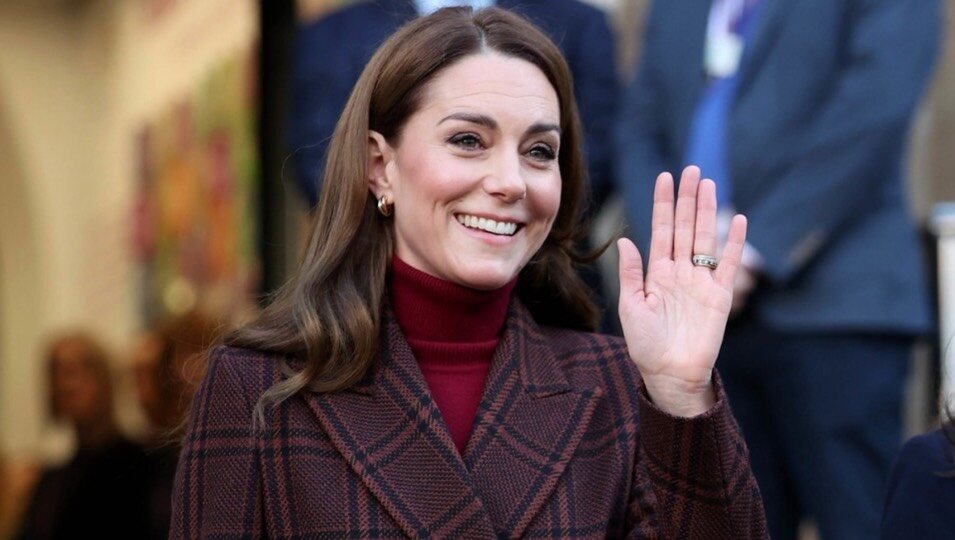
top-left (528, 144), bottom-right (557, 161)
top-left (449, 133), bottom-right (483, 150)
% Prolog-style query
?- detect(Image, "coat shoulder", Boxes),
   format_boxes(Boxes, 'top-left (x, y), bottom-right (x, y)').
top-left (205, 345), bottom-right (284, 393)
top-left (883, 429), bottom-right (955, 538)
top-left (536, 326), bottom-right (642, 393)
top-left (890, 429), bottom-right (954, 484)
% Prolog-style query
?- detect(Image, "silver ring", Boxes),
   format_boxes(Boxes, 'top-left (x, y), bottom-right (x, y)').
top-left (692, 254), bottom-right (718, 269)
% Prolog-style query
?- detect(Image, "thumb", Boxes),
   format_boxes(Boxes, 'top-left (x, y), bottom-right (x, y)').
top-left (617, 237), bottom-right (645, 301)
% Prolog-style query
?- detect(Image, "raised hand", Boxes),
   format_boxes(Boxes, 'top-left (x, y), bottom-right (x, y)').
top-left (617, 166), bottom-right (747, 417)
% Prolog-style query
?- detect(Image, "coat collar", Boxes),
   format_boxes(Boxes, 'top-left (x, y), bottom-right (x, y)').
top-left (304, 299), bottom-right (601, 538)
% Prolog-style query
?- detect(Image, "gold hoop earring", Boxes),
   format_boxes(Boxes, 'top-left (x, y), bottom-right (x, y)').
top-left (377, 195), bottom-right (393, 217)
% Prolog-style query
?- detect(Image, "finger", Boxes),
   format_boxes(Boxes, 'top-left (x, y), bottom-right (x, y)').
top-left (715, 214), bottom-right (748, 288)
top-left (617, 237), bottom-right (645, 301)
top-left (673, 166), bottom-right (700, 261)
top-left (693, 178), bottom-right (718, 260)
top-left (648, 172), bottom-right (675, 263)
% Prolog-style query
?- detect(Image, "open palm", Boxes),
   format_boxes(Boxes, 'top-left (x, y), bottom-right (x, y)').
top-left (618, 166), bottom-right (747, 415)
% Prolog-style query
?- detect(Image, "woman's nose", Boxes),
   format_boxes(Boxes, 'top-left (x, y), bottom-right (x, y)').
top-left (483, 152), bottom-right (527, 202)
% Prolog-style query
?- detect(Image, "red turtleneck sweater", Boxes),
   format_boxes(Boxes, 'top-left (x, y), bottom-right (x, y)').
top-left (389, 257), bottom-right (516, 455)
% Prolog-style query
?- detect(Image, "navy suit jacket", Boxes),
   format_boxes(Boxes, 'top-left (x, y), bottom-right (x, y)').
top-left (616, 0), bottom-right (939, 333)
top-left (882, 428), bottom-right (955, 539)
top-left (289, 0), bottom-right (617, 209)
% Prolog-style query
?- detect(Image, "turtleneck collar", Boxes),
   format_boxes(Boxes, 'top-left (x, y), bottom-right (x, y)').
top-left (389, 255), bottom-right (517, 343)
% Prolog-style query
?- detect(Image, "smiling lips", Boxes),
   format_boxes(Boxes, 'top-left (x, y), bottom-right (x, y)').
top-left (456, 214), bottom-right (521, 236)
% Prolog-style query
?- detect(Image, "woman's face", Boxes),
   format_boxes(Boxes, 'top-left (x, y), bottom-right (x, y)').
top-left (370, 52), bottom-right (562, 290)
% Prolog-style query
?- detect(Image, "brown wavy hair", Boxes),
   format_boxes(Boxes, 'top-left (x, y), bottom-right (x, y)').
top-left (227, 7), bottom-right (602, 425)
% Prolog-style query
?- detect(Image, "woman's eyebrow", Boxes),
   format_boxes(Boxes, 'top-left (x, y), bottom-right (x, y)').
top-left (437, 112), bottom-right (496, 129)
top-left (526, 122), bottom-right (561, 137)
top-left (438, 113), bottom-right (561, 138)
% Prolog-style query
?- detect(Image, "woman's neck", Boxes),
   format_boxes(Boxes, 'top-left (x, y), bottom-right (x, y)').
top-left (389, 256), bottom-right (516, 343)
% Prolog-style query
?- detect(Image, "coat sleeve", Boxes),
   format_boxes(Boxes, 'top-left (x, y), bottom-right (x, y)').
top-left (743, 0), bottom-right (940, 283)
top-left (625, 373), bottom-right (769, 539)
top-left (170, 347), bottom-right (263, 539)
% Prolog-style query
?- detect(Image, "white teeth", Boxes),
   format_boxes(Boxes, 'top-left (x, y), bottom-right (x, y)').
top-left (456, 214), bottom-right (519, 236)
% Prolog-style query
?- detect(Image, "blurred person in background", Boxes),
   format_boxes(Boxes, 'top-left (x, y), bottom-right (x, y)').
top-left (16, 332), bottom-right (150, 539)
top-left (615, 0), bottom-right (940, 538)
top-left (289, 0), bottom-right (619, 330)
top-left (882, 407), bottom-right (955, 538)
top-left (132, 310), bottom-right (221, 540)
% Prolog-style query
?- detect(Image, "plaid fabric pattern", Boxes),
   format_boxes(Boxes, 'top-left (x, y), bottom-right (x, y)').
top-left (171, 301), bottom-right (767, 538)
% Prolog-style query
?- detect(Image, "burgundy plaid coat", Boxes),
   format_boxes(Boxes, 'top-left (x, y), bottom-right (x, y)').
top-left (171, 302), bottom-right (767, 538)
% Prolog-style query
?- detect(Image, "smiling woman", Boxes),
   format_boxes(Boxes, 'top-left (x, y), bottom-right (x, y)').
top-left (170, 6), bottom-right (768, 539)
top-left (367, 52), bottom-right (563, 290)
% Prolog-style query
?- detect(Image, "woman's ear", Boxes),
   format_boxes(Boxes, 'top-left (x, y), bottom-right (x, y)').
top-left (367, 130), bottom-right (395, 199)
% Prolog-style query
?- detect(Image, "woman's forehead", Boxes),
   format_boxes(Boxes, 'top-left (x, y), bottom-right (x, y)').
top-left (417, 53), bottom-right (560, 123)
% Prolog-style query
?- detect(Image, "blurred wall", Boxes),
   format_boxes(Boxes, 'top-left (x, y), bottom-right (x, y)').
top-left (0, 0), bottom-right (257, 461)
top-left (0, 1), bottom-right (115, 461)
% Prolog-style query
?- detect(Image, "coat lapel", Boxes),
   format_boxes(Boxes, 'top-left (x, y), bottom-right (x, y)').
top-left (463, 302), bottom-right (602, 538)
top-left (304, 301), bottom-right (600, 538)
top-left (303, 311), bottom-right (496, 538)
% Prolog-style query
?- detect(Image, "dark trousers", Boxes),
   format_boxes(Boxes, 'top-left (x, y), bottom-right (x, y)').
top-left (718, 313), bottom-right (912, 540)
